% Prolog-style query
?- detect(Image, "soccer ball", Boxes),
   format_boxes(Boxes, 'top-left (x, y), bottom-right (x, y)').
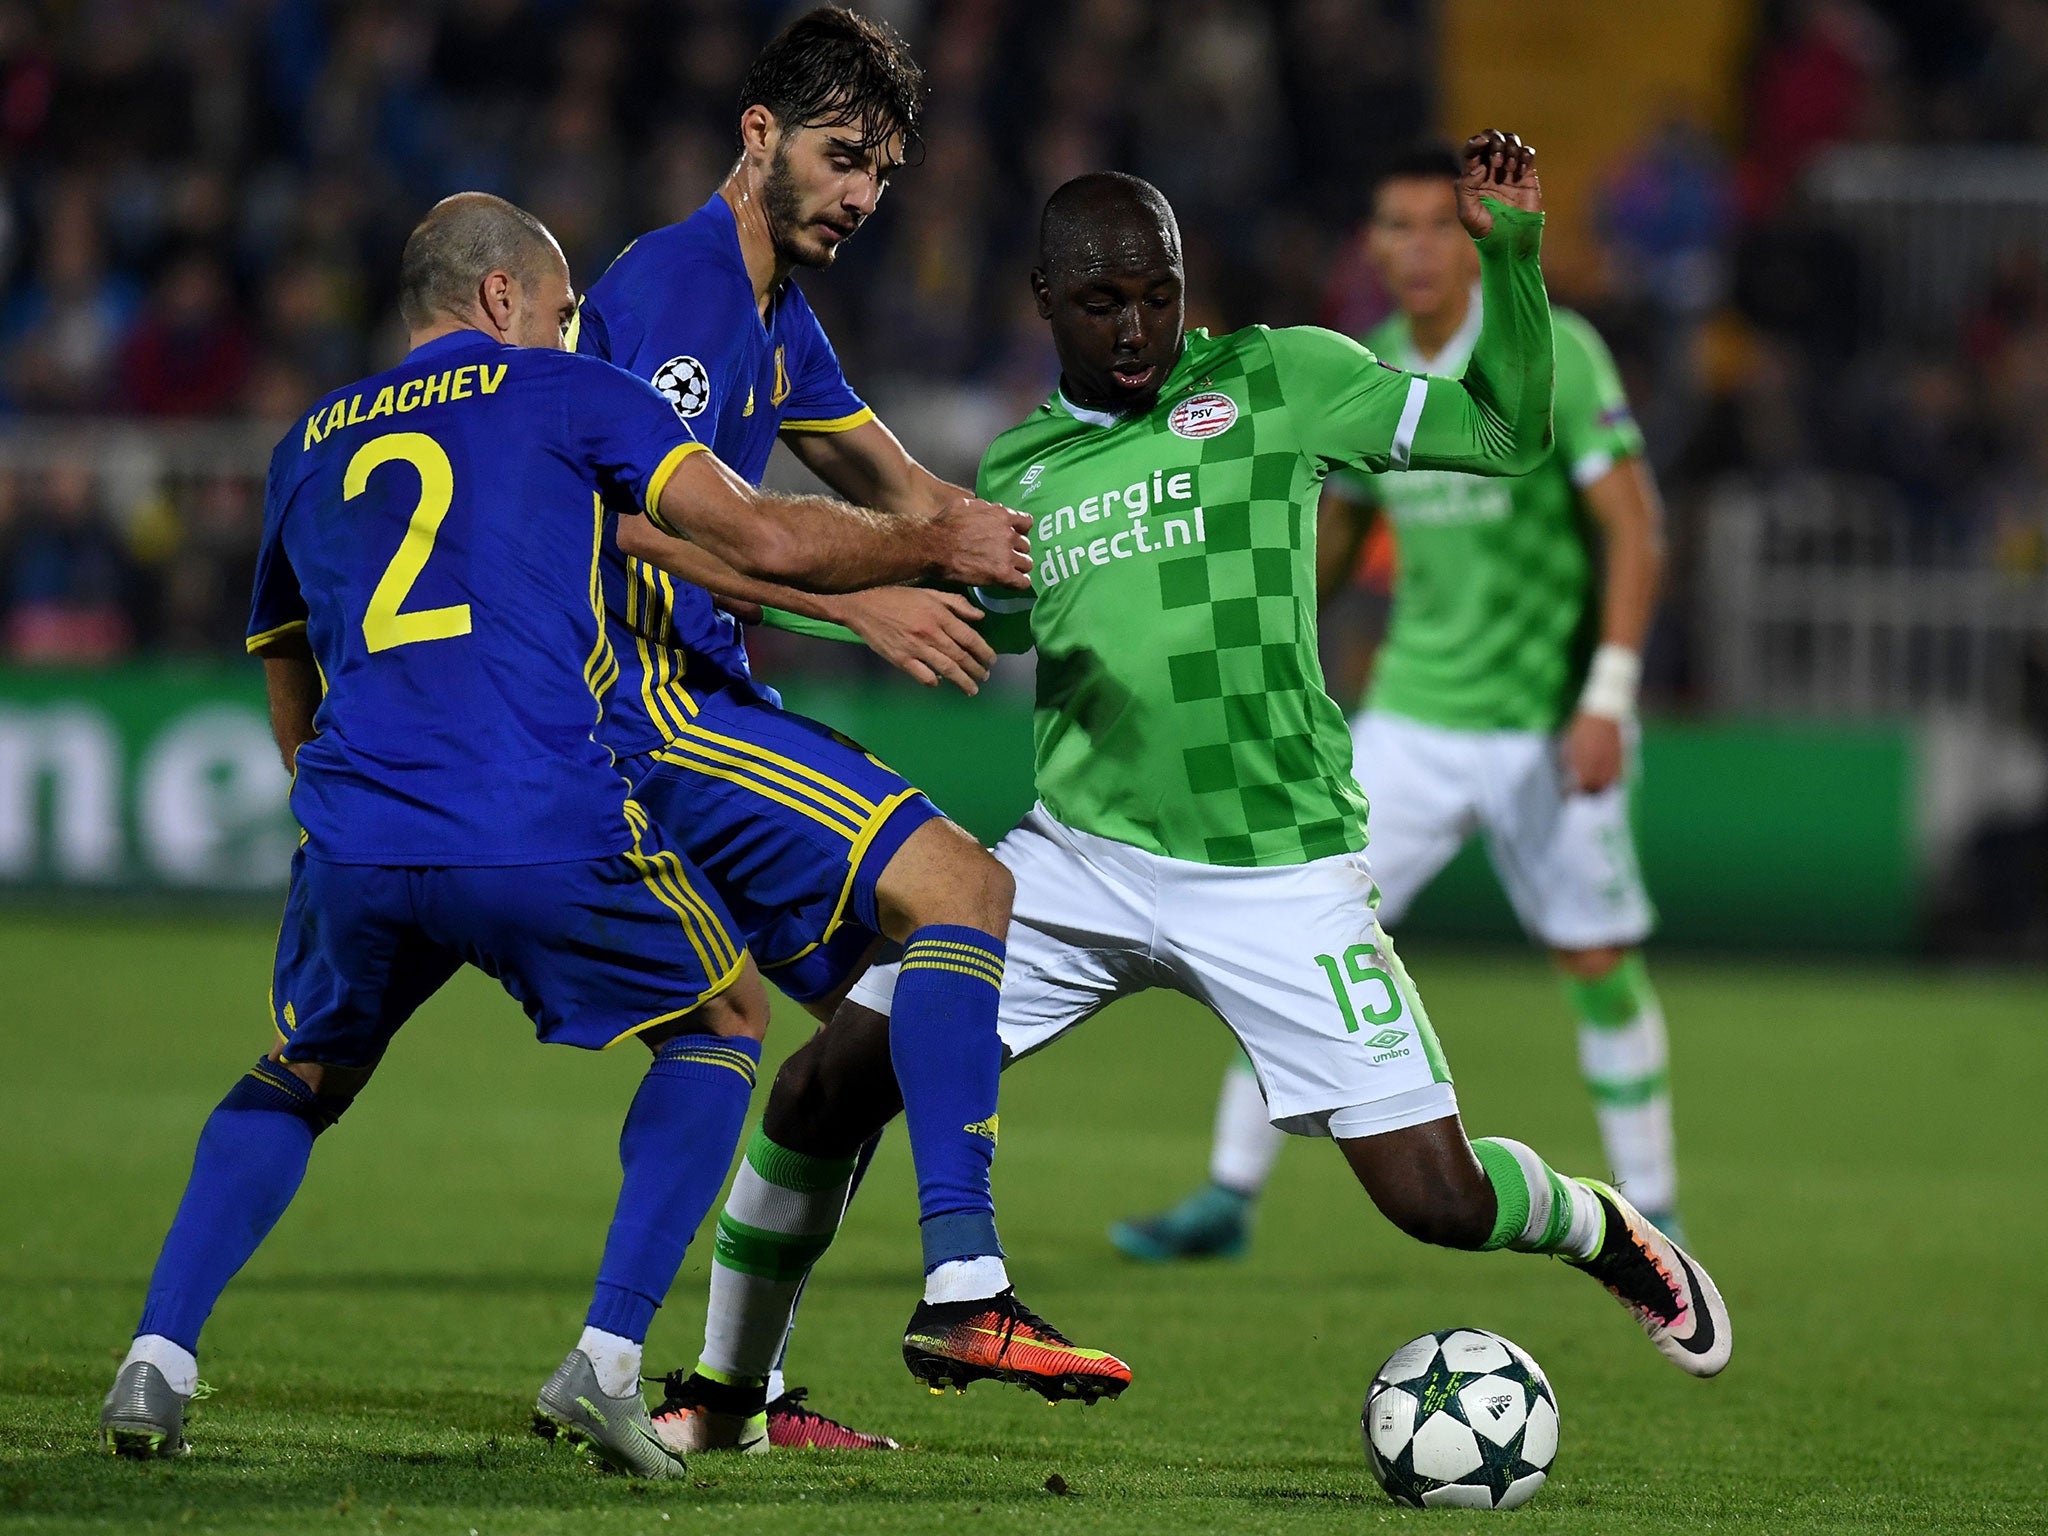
top-left (1361, 1328), bottom-right (1559, 1510)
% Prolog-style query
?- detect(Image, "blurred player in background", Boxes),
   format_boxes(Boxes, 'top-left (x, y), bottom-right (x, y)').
top-left (572, 7), bottom-right (1122, 1447)
top-left (98, 194), bottom-right (1032, 1477)
top-left (652, 136), bottom-right (1730, 1453)
top-left (1115, 143), bottom-right (1679, 1264)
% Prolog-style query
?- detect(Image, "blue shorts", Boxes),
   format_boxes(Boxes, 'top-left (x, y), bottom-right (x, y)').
top-left (270, 815), bottom-right (745, 1067)
top-left (619, 687), bottom-right (941, 1004)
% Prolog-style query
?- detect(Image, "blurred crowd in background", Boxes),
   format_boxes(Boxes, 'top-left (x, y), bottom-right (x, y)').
top-left (1, 0), bottom-right (2048, 691)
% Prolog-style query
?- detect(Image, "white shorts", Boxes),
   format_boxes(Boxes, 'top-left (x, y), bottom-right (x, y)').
top-left (847, 806), bottom-right (1458, 1140)
top-left (1351, 710), bottom-right (1654, 951)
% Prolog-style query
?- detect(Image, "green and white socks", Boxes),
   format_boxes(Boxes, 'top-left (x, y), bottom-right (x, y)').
top-left (1471, 1136), bottom-right (1606, 1259)
top-left (698, 1128), bottom-right (856, 1390)
top-left (1564, 953), bottom-right (1677, 1215)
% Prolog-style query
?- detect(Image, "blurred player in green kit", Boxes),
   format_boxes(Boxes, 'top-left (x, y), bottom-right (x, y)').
top-left (1115, 142), bottom-right (1681, 1263)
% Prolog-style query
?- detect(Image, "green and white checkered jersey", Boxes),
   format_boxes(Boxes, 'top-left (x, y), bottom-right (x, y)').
top-left (977, 327), bottom-right (1389, 867)
top-left (970, 203), bottom-right (1553, 867)
top-left (1347, 301), bottom-right (1643, 733)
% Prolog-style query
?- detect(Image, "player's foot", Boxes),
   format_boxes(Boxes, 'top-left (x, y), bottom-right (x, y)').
top-left (647, 1369), bottom-right (768, 1455)
top-left (533, 1350), bottom-right (686, 1478)
top-left (1640, 1207), bottom-right (1688, 1247)
top-left (1109, 1182), bottom-right (1252, 1262)
top-left (903, 1287), bottom-right (1132, 1404)
top-left (1568, 1180), bottom-right (1731, 1378)
top-left (768, 1388), bottom-right (902, 1450)
top-left (99, 1361), bottom-right (196, 1459)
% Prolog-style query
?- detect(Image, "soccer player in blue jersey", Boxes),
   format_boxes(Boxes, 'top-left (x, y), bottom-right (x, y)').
top-left (572, 9), bottom-right (1124, 1448)
top-left (97, 193), bottom-right (1033, 1478)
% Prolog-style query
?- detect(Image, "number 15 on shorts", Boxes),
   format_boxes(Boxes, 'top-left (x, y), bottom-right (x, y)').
top-left (1315, 944), bottom-right (1406, 1043)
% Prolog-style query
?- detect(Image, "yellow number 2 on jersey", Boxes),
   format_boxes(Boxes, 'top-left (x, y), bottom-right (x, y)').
top-left (350, 431), bottom-right (472, 654)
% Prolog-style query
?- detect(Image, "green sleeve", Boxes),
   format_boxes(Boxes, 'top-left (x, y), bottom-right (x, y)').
top-left (1267, 201), bottom-right (1552, 480)
top-left (1551, 308), bottom-right (1645, 489)
top-left (963, 447), bottom-right (1036, 654)
top-left (1402, 202), bottom-right (1553, 476)
top-left (760, 607), bottom-right (863, 644)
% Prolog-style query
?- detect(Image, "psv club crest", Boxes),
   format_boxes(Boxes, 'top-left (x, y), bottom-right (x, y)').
top-left (652, 355), bottom-right (712, 419)
top-left (1169, 391), bottom-right (1238, 440)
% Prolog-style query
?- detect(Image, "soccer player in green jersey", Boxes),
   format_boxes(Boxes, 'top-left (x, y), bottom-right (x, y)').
top-left (1115, 142), bottom-right (1681, 1266)
top-left (650, 134), bottom-right (1730, 1453)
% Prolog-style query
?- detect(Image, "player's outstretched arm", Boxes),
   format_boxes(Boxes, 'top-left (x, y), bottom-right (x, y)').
top-left (614, 518), bottom-right (1000, 694)
top-left (1405, 130), bottom-right (1554, 477)
top-left (650, 446), bottom-right (1032, 595)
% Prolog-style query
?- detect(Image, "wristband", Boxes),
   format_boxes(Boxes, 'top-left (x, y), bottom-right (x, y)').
top-left (1577, 643), bottom-right (1640, 720)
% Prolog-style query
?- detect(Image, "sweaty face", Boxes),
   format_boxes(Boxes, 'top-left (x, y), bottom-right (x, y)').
top-left (505, 252), bottom-right (577, 350)
top-left (1367, 176), bottom-right (1478, 324)
top-left (1037, 223), bottom-right (1186, 415)
top-left (763, 117), bottom-right (903, 270)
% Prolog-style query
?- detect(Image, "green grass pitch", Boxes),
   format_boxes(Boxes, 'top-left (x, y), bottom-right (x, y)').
top-left (2, 914), bottom-right (2043, 1533)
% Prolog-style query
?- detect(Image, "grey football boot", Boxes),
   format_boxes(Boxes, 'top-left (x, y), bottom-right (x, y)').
top-left (533, 1350), bottom-right (685, 1479)
top-left (100, 1361), bottom-right (194, 1459)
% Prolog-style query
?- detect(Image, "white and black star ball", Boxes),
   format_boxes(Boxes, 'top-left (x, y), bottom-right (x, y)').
top-left (1362, 1328), bottom-right (1559, 1510)
top-left (651, 355), bottom-right (711, 420)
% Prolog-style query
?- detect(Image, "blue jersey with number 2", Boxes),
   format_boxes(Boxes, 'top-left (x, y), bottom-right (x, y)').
top-left (247, 330), bottom-right (702, 866)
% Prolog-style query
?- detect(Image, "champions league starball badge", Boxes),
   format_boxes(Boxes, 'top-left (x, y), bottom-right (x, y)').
top-left (652, 355), bottom-right (712, 419)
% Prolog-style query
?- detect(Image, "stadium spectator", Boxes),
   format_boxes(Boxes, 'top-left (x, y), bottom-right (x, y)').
top-left (118, 251), bottom-right (253, 417)
top-left (2, 456), bottom-right (138, 662)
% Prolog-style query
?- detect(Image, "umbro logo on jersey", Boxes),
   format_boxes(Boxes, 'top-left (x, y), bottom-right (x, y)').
top-left (1169, 391), bottom-right (1237, 440)
top-left (1020, 463), bottom-right (1045, 493)
top-left (651, 355), bottom-right (711, 420)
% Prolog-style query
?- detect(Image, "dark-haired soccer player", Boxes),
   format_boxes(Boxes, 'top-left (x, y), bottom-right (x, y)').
top-left (1117, 142), bottom-right (1681, 1263)
top-left (97, 193), bottom-right (1030, 1477)
top-left (658, 137), bottom-right (1731, 1456)
top-left (572, 7), bottom-right (1124, 1451)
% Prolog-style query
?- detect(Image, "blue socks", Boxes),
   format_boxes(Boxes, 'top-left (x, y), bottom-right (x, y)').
top-left (135, 1060), bottom-right (328, 1352)
top-left (135, 1032), bottom-right (762, 1361)
top-left (586, 1032), bottom-right (762, 1342)
top-left (890, 926), bottom-right (1006, 1271)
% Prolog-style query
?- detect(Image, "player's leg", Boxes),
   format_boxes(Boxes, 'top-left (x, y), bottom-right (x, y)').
top-left (1159, 847), bottom-right (1728, 1378)
top-left (868, 815), bottom-right (1015, 1295)
top-left (1338, 1111), bottom-right (1727, 1378)
top-left (657, 810), bottom-right (1141, 1446)
top-left (1555, 945), bottom-right (1678, 1228)
top-left (1114, 710), bottom-right (1477, 1261)
top-left (631, 700), bottom-right (1013, 1288)
top-left (1477, 728), bottom-right (1678, 1227)
top-left (441, 831), bottom-right (759, 1478)
top-left (621, 699), bottom-right (996, 1445)
top-left (103, 855), bottom-right (455, 1458)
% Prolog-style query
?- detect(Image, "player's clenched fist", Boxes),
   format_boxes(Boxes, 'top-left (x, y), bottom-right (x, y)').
top-left (1458, 130), bottom-right (1541, 238)
top-left (925, 494), bottom-right (1034, 591)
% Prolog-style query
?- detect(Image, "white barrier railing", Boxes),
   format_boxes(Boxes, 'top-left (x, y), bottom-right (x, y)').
top-left (1808, 145), bottom-right (2048, 343)
top-left (1703, 473), bottom-right (2048, 720)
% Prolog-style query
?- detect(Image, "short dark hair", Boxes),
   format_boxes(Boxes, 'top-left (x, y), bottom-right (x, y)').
top-left (397, 193), bottom-right (562, 329)
top-left (1038, 172), bottom-right (1180, 278)
top-left (1370, 140), bottom-right (1463, 212)
top-left (738, 6), bottom-right (926, 162)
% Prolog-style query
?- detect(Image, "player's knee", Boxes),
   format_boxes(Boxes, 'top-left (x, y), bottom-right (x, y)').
top-left (881, 819), bottom-right (1013, 938)
top-left (650, 961), bottom-right (771, 1048)
top-left (235, 1055), bottom-right (358, 1134)
top-left (1552, 945), bottom-right (1627, 982)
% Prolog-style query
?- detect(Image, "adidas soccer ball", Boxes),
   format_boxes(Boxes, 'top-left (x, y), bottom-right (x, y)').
top-left (1361, 1328), bottom-right (1559, 1510)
